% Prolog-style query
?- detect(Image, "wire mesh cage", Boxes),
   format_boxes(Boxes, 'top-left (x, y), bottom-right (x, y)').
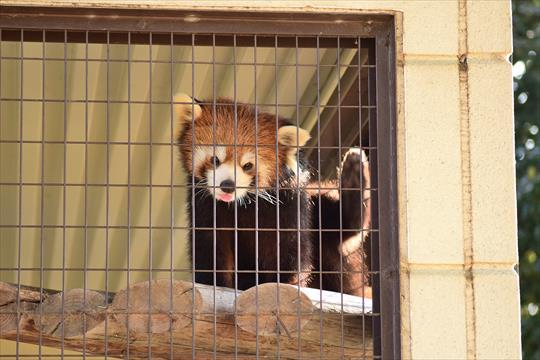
top-left (0, 7), bottom-right (399, 359)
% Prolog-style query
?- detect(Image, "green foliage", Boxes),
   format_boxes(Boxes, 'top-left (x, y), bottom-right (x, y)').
top-left (513, 0), bottom-right (540, 358)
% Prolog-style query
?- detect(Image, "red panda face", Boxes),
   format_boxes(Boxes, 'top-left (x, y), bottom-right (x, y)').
top-left (174, 94), bottom-right (310, 204)
top-left (193, 145), bottom-right (257, 203)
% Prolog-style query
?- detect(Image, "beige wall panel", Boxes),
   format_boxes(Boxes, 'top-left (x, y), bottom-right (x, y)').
top-left (404, 60), bottom-right (464, 265)
top-left (468, 58), bottom-right (518, 264)
top-left (409, 268), bottom-right (467, 359)
top-left (398, 1), bottom-right (459, 55)
top-left (473, 268), bottom-right (521, 359)
top-left (466, 0), bottom-right (513, 54)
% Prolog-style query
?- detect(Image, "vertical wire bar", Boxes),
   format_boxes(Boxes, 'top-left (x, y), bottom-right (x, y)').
top-left (190, 32), bottom-right (196, 360)
top-left (0, 26), bottom-right (10, 356)
top-left (83, 30), bottom-right (89, 360)
top-left (148, 32), bottom-right (154, 360)
top-left (358, 37), bottom-right (366, 359)
top-left (337, 35), bottom-right (345, 359)
top-left (316, 35), bottom-right (324, 360)
top-left (0, 28), bottom-right (1, 149)
top-left (211, 33), bottom-right (217, 359)
top-left (168, 31), bottom-right (174, 360)
top-left (0, 29), bottom-right (1, 171)
top-left (15, 28), bottom-right (23, 359)
top-left (273, 34), bottom-right (281, 359)
top-left (368, 40), bottom-right (380, 359)
top-left (366, 40), bottom-right (378, 358)
top-left (0, 35), bottom-right (1, 282)
top-left (253, 34), bottom-right (260, 359)
top-left (294, 35), bottom-right (302, 358)
top-left (61, 29), bottom-right (67, 360)
top-left (126, 31), bottom-right (132, 359)
top-left (232, 33), bottom-right (239, 360)
top-left (39, 29), bottom-right (45, 359)
top-left (105, 30), bottom-right (111, 360)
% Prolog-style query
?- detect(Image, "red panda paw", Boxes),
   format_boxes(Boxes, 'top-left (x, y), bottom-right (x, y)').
top-left (339, 148), bottom-right (366, 192)
top-left (339, 148), bottom-right (371, 230)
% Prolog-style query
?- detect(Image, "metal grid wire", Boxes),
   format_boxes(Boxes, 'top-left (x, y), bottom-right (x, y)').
top-left (0, 10), bottom-right (397, 359)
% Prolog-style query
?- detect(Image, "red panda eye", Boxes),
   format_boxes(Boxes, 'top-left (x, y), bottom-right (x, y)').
top-left (210, 156), bottom-right (220, 167)
top-left (242, 162), bottom-right (253, 171)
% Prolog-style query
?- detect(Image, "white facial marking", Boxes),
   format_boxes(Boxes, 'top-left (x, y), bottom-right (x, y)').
top-left (211, 162), bottom-right (235, 187)
top-left (240, 152), bottom-right (255, 167)
top-left (192, 146), bottom-right (206, 173)
top-left (287, 158), bottom-right (299, 174)
top-left (205, 159), bottom-right (253, 203)
top-left (193, 146), bottom-right (226, 176)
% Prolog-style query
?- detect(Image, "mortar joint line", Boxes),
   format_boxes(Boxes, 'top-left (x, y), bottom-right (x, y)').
top-left (458, 1), bottom-right (476, 358)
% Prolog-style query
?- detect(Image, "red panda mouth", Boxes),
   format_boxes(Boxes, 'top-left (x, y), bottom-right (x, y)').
top-left (216, 193), bottom-right (234, 202)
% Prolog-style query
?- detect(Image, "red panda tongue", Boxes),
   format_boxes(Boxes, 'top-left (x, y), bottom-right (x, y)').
top-left (217, 193), bottom-right (234, 202)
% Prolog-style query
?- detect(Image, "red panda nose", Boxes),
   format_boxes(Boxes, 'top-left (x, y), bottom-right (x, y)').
top-left (220, 180), bottom-right (235, 194)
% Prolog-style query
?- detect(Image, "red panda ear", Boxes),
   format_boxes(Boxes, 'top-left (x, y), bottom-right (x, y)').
top-left (173, 93), bottom-right (202, 131)
top-left (277, 125), bottom-right (311, 147)
top-left (278, 125), bottom-right (310, 173)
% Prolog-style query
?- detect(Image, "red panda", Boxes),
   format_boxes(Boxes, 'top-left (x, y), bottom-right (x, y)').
top-left (174, 94), bottom-right (371, 297)
top-left (174, 94), bottom-right (314, 290)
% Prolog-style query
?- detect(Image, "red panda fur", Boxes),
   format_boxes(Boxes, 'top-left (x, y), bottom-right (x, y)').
top-left (175, 96), bottom-right (314, 290)
top-left (174, 95), bottom-right (371, 296)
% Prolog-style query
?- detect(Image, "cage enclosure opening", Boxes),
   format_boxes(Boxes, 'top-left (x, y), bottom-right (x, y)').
top-left (1, 8), bottom-right (398, 359)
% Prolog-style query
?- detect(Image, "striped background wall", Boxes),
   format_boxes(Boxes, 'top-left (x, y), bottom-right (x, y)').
top-left (0, 39), bottom-right (362, 293)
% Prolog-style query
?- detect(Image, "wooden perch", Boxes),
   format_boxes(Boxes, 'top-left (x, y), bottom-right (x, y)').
top-left (110, 279), bottom-right (195, 333)
top-left (236, 283), bottom-right (314, 336)
top-left (32, 288), bottom-right (107, 337)
top-left (235, 283), bottom-right (372, 336)
top-left (0, 280), bottom-right (373, 359)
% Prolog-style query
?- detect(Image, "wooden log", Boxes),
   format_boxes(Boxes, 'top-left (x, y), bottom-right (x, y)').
top-left (0, 282), bottom-right (42, 334)
top-left (0, 301), bottom-right (37, 333)
top-left (235, 283), bottom-right (314, 336)
top-left (0, 281), bottom-right (373, 358)
top-left (30, 288), bottom-right (107, 338)
top-left (0, 282), bottom-right (42, 306)
top-left (110, 279), bottom-right (197, 334)
top-left (235, 283), bottom-right (372, 336)
top-left (109, 279), bottom-right (239, 334)
top-left (0, 282), bottom-right (20, 306)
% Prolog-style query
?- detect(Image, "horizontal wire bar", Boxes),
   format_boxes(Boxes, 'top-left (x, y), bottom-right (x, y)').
top-left (0, 140), bottom-right (378, 150)
top-left (0, 181), bottom-right (379, 191)
top-left (0, 32), bottom-right (371, 47)
top-left (0, 141), bottom-right (379, 151)
top-left (0, 224), bottom-right (379, 232)
top-left (0, 349), bottom-right (379, 356)
top-left (0, 56), bottom-right (376, 68)
top-left (0, 356), bottom-right (122, 359)
top-left (0, 98), bottom-right (377, 108)
top-left (0, 267), bottom-right (381, 275)
top-left (0, 310), bottom-right (377, 316)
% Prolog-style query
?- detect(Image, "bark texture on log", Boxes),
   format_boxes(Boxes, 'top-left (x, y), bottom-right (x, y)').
top-left (110, 279), bottom-right (196, 333)
top-left (235, 283), bottom-right (314, 336)
top-left (0, 281), bottom-right (373, 359)
top-left (31, 288), bottom-right (107, 338)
